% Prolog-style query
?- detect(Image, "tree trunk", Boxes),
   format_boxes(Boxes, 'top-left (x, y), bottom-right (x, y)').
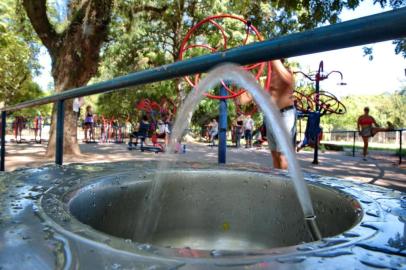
top-left (46, 99), bottom-right (80, 156)
top-left (22, 0), bottom-right (113, 158)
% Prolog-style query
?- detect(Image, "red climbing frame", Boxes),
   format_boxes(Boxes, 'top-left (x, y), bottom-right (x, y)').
top-left (179, 14), bottom-right (272, 103)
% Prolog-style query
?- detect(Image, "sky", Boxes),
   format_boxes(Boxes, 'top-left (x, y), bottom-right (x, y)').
top-left (290, 2), bottom-right (406, 97)
top-left (33, 1), bottom-right (406, 96)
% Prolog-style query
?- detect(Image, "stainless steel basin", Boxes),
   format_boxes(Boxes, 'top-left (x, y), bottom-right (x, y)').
top-left (3, 162), bottom-right (405, 269)
top-left (67, 170), bottom-right (361, 250)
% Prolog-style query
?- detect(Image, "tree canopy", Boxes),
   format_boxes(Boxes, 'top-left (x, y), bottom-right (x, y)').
top-left (1, 0), bottom-right (405, 143)
top-left (0, 0), bottom-right (44, 113)
top-left (94, 0), bottom-right (405, 127)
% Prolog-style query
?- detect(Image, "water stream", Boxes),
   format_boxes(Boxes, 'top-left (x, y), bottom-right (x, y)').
top-left (135, 63), bottom-right (321, 243)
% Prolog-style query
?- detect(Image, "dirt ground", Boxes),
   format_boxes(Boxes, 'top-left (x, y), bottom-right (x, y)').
top-left (2, 139), bottom-right (405, 192)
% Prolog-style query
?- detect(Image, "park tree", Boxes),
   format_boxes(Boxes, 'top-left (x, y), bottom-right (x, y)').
top-left (96, 0), bottom-right (367, 126)
top-left (21, 0), bottom-right (113, 156)
top-left (12, 0), bottom-right (405, 156)
top-left (0, 0), bottom-right (42, 110)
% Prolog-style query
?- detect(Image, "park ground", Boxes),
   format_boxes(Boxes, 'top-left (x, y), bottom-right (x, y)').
top-left (3, 139), bottom-right (405, 192)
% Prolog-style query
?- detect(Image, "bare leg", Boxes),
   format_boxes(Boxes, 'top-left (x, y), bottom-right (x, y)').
top-left (164, 134), bottom-right (169, 147)
top-left (279, 154), bottom-right (288, 169)
top-left (90, 127), bottom-right (94, 141)
top-left (372, 127), bottom-right (389, 136)
top-left (271, 151), bottom-right (288, 169)
top-left (272, 151), bottom-right (282, 169)
top-left (84, 127), bottom-right (88, 142)
top-left (362, 136), bottom-right (368, 158)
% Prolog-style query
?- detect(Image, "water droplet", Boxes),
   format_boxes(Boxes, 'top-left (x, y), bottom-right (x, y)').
top-left (277, 256), bottom-right (306, 263)
top-left (342, 232), bottom-right (360, 238)
top-left (366, 210), bottom-right (380, 217)
top-left (137, 243), bottom-right (152, 251)
top-left (210, 249), bottom-right (223, 257)
top-left (297, 245), bottom-right (314, 251)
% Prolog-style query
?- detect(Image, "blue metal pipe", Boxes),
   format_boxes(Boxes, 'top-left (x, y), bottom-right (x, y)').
top-left (2, 7), bottom-right (406, 112)
top-left (1, 111), bottom-right (6, 171)
top-left (55, 100), bottom-right (65, 165)
top-left (400, 130), bottom-right (403, 165)
top-left (218, 86), bottom-right (227, 164)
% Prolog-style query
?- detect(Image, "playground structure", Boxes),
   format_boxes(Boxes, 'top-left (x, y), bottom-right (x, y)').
top-left (94, 115), bottom-right (128, 144)
top-left (127, 98), bottom-right (178, 152)
top-left (0, 8), bottom-right (406, 269)
top-left (293, 61), bottom-right (347, 164)
top-left (8, 115), bottom-right (48, 144)
top-left (179, 14), bottom-right (273, 161)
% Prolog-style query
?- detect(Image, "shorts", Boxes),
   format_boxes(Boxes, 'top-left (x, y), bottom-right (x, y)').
top-left (360, 126), bottom-right (373, 137)
top-left (266, 107), bottom-right (296, 151)
top-left (157, 133), bottom-right (166, 139)
top-left (244, 129), bottom-right (252, 140)
top-left (84, 122), bottom-right (93, 128)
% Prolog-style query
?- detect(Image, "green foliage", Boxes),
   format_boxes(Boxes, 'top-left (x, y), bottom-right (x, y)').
top-left (97, 0), bottom-right (378, 125)
top-left (321, 92), bottom-right (406, 131)
top-left (0, 0), bottom-right (44, 113)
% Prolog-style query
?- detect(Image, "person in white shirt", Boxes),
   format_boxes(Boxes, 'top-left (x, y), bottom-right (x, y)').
top-left (243, 114), bottom-right (254, 148)
top-left (208, 119), bottom-right (218, 146)
top-left (157, 119), bottom-right (170, 146)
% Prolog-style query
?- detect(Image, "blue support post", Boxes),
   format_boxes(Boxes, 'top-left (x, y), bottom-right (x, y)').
top-left (55, 100), bottom-right (65, 165)
top-left (312, 79), bottom-right (320, 165)
top-left (352, 131), bottom-right (356, 157)
top-left (218, 85), bottom-right (227, 164)
top-left (1, 111), bottom-right (6, 171)
top-left (399, 130), bottom-right (403, 165)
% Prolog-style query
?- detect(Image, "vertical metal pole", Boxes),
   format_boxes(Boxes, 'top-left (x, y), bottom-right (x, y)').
top-left (352, 131), bottom-right (356, 157)
top-left (55, 100), bottom-right (65, 165)
top-left (1, 111), bottom-right (6, 171)
top-left (312, 78), bottom-right (320, 165)
top-left (399, 130), bottom-right (403, 165)
top-left (218, 85), bottom-right (227, 164)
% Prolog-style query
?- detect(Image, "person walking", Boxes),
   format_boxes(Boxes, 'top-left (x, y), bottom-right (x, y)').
top-left (235, 113), bottom-right (244, 148)
top-left (243, 114), bottom-right (254, 148)
top-left (83, 105), bottom-right (95, 143)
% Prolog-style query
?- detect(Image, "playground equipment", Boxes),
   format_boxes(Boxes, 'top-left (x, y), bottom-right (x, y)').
top-left (294, 61), bottom-right (347, 164)
top-left (179, 14), bottom-right (272, 161)
top-left (96, 116), bottom-right (127, 144)
top-left (1, 8), bottom-right (406, 269)
top-left (179, 14), bottom-right (272, 100)
top-left (130, 98), bottom-right (177, 153)
top-left (10, 115), bottom-right (45, 144)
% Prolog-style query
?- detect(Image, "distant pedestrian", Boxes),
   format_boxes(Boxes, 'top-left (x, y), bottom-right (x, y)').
top-left (243, 114), bottom-right (254, 148)
top-left (357, 107), bottom-right (394, 160)
top-left (208, 119), bottom-right (218, 146)
top-left (84, 105), bottom-right (95, 142)
top-left (235, 113), bottom-right (244, 148)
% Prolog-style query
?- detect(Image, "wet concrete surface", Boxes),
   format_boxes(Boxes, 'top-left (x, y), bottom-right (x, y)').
top-left (0, 161), bottom-right (405, 269)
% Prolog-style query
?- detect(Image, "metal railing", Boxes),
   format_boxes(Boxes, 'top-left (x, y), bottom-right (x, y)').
top-left (317, 129), bottom-right (405, 164)
top-left (1, 8), bottom-right (406, 171)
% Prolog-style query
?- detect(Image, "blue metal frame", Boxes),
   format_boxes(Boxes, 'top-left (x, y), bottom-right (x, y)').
top-left (0, 7), bottom-right (405, 170)
top-left (1, 111), bottom-right (6, 171)
top-left (55, 100), bottom-right (65, 165)
top-left (218, 85), bottom-right (227, 164)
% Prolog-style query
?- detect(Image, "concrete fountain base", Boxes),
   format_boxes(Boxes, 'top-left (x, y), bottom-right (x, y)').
top-left (0, 161), bottom-right (405, 269)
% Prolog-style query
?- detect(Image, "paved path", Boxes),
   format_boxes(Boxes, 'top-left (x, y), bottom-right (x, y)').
top-left (2, 141), bottom-right (405, 192)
